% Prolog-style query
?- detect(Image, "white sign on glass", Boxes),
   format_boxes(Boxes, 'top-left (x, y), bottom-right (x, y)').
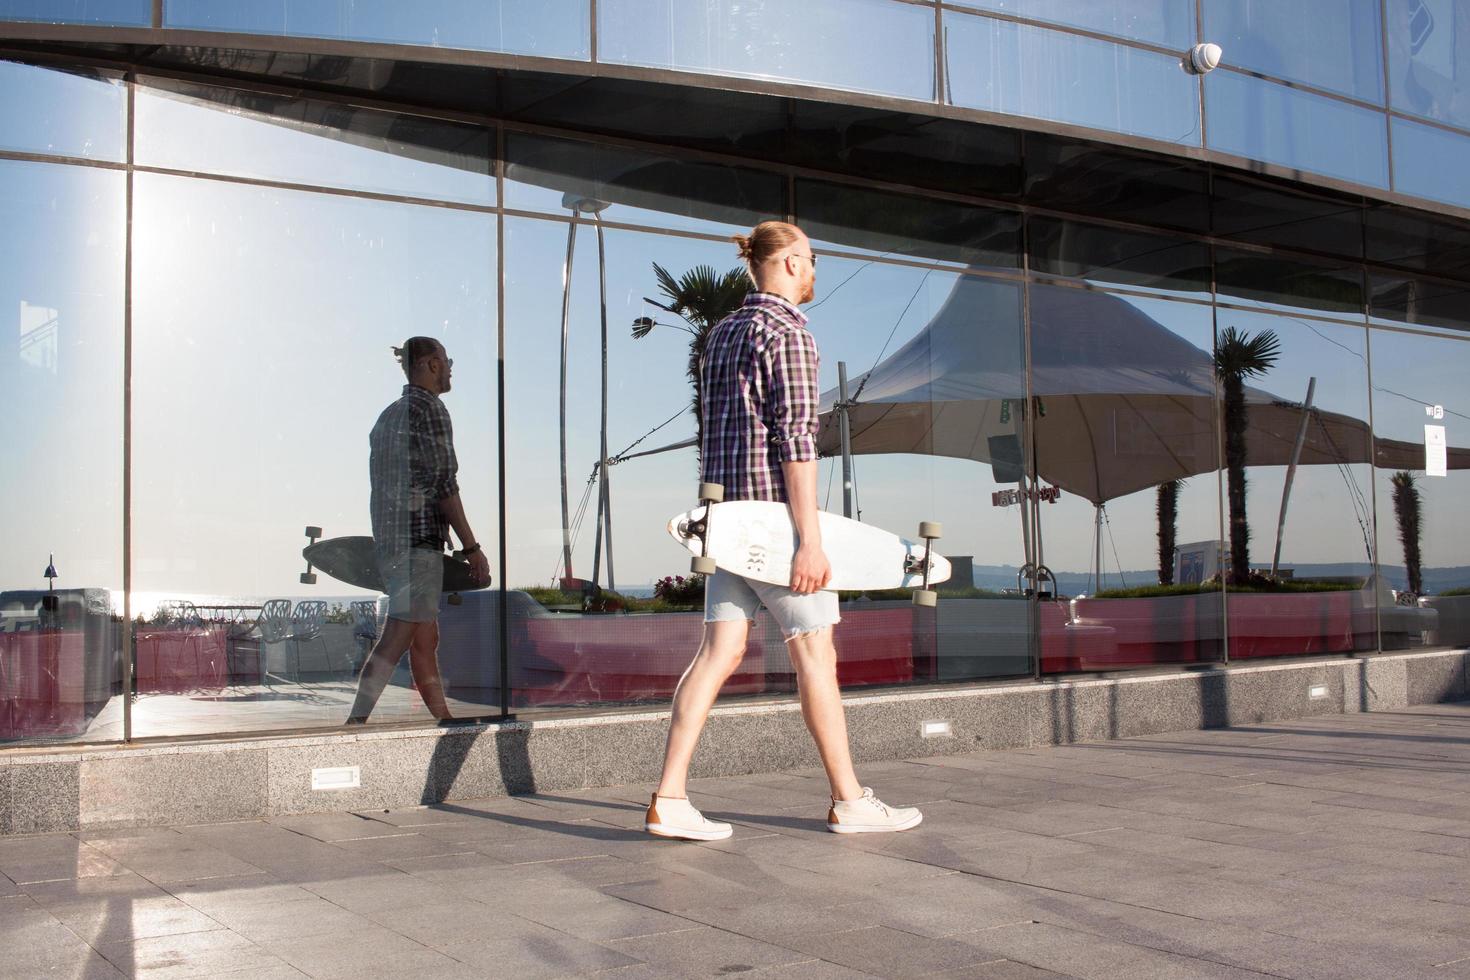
top-left (1425, 424), bottom-right (1448, 477)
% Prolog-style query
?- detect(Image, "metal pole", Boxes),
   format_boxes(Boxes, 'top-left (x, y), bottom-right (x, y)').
top-left (1271, 377), bottom-right (1317, 578)
top-left (557, 211), bottom-right (579, 584)
top-left (837, 361), bottom-right (854, 519)
top-left (596, 213), bottom-right (615, 593)
top-left (1094, 503), bottom-right (1103, 594)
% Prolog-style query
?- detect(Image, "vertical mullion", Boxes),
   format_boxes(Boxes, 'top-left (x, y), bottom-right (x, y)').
top-left (496, 122), bottom-right (511, 719)
top-left (1379, 0), bottom-right (1395, 191)
top-left (122, 72), bottom-right (136, 742)
top-left (933, 1), bottom-right (945, 105)
top-left (589, 0), bottom-right (598, 63)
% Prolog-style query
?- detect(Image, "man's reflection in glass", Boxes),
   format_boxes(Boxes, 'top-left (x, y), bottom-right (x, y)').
top-left (347, 337), bottom-right (490, 724)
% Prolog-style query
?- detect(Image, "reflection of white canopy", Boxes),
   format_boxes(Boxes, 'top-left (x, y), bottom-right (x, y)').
top-left (816, 277), bottom-right (1461, 504)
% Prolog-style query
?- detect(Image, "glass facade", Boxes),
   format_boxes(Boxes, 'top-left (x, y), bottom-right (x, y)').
top-left (165, 0), bottom-right (591, 60)
top-left (2, 0), bottom-right (1470, 746)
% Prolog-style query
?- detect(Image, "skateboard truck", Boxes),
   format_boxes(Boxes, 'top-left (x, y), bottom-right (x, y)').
top-left (300, 526), bottom-right (322, 585)
top-left (689, 483), bottom-right (723, 575)
top-left (911, 521), bottom-right (942, 607)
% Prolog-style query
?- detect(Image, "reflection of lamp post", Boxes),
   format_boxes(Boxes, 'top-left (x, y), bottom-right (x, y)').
top-left (557, 193), bottom-right (616, 594)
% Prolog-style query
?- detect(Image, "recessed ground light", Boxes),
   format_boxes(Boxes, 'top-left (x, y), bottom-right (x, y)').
top-left (921, 720), bottom-right (952, 738)
top-left (1309, 685), bottom-right (1329, 699)
top-left (311, 766), bottom-right (361, 791)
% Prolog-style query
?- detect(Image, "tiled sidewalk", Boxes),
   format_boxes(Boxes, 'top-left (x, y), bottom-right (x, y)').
top-left (2, 702), bottom-right (1468, 979)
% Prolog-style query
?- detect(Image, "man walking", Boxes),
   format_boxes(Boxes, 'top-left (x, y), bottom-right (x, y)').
top-left (347, 336), bottom-right (490, 724)
top-left (645, 222), bottom-right (922, 840)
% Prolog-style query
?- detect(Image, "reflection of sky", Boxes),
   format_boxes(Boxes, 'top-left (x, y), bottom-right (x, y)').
top-left (5, 87), bottom-right (1470, 599)
top-left (0, 60), bottom-right (126, 161)
top-left (135, 81), bottom-right (495, 205)
top-left (0, 161), bottom-right (125, 592)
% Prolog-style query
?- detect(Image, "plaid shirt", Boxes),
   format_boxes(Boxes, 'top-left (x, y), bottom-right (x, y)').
top-left (700, 292), bottom-right (821, 503)
top-left (370, 384), bottom-right (459, 557)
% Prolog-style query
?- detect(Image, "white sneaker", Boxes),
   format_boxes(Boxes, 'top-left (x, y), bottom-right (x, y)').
top-left (827, 787), bottom-right (923, 834)
top-left (644, 793), bottom-right (733, 841)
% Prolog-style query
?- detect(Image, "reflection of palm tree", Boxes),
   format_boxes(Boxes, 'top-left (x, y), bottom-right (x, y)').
top-left (1390, 471), bottom-right (1424, 596)
top-left (1156, 479), bottom-right (1181, 585)
top-left (1214, 326), bottom-right (1281, 584)
top-left (632, 263), bottom-right (748, 468)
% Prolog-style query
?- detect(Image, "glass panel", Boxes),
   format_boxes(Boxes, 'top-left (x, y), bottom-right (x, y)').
top-left (1370, 273), bottom-right (1470, 335)
top-left (0, 160), bottom-right (125, 744)
top-left (1204, 69), bottom-right (1389, 187)
top-left (796, 178), bottom-right (1022, 268)
top-left (504, 218), bottom-right (747, 708)
top-left (1216, 309), bottom-right (1377, 658)
top-left (1365, 205), bottom-right (1470, 281)
top-left (131, 174), bottom-right (497, 736)
top-left (135, 78), bottom-right (494, 205)
top-left (1369, 328), bottom-right (1470, 649)
top-left (788, 104), bottom-right (1025, 200)
top-left (597, 0), bottom-right (937, 102)
top-left (818, 268), bottom-right (1033, 683)
top-left (1215, 246), bottom-right (1364, 317)
top-left (0, 0), bottom-right (147, 24)
top-left (1028, 216), bottom-right (1211, 297)
top-left (1212, 174), bottom-right (1365, 260)
top-left (1386, 0), bottom-right (1470, 130)
top-left (0, 60), bottom-right (127, 162)
top-left (946, 13), bottom-right (1202, 145)
top-left (1028, 288), bottom-right (1224, 672)
top-left (1203, 0), bottom-right (1385, 103)
top-left (505, 132), bottom-right (784, 236)
top-left (1391, 115), bottom-right (1470, 210)
top-left (165, 0), bottom-right (590, 59)
top-left (504, 221), bottom-right (1034, 709)
top-left (948, 0), bottom-right (1194, 48)
top-left (1024, 135), bottom-right (1212, 232)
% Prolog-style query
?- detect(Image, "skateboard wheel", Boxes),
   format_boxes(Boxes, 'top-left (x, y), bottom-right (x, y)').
top-left (912, 589), bottom-right (938, 608)
top-left (304, 526), bottom-right (323, 538)
top-left (691, 556), bottom-right (717, 575)
top-left (299, 572), bottom-right (317, 585)
top-left (448, 593), bottom-right (463, 606)
top-left (918, 521), bottom-right (942, 540)
top-left (697, 482), bottom-right (724, 503)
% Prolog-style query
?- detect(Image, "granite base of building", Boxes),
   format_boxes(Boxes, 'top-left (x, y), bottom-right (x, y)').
top-left (2, 649), bottom-right (1465, 835)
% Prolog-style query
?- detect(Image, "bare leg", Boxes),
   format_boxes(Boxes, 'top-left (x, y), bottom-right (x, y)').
top-left (655, 619), bottom-right (751, 799)
top-left (786, 627), bottom-right (863, 802)
top-left (407, 621), bottom-right (453, 720)
top-left (346, 617), bottom-right (417, 722)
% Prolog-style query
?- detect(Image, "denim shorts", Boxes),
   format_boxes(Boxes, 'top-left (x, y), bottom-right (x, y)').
top-left (704, 567), bottom-right (841, 641)
top-left (378, 547), bottom-right (444, 623)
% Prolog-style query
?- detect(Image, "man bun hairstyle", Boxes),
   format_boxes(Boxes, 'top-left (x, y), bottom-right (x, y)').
top-left (732, 220), bottom-right (802, 277)
top-left (392, 336), bottom-right (440, 379)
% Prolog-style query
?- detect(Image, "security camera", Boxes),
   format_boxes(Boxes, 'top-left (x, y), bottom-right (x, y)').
top-left (1188, 42), bottom-right (1223, 74)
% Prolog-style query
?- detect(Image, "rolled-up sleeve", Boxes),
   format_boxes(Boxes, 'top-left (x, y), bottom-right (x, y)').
top-left (767, 327), bottom-right (820, 463)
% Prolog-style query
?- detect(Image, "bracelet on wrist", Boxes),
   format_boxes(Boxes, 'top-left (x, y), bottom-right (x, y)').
top-left (461, 542), bottom-right (481, 556)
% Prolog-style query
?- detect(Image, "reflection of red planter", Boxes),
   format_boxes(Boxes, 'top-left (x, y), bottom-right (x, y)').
top-left (133, 627), bottom-right (227, 694)
top-left (0, 631), bottom-right (89, 738)
top-left (1052, 595), bottom-right (1219, 672)
top-left (501, 602), bottom-right (917, 708)
top-left (1226, 592), bottom-right (1355, 659)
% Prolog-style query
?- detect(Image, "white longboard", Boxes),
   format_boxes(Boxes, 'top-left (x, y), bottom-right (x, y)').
top-left (667, 501), bottom-right (951, 592)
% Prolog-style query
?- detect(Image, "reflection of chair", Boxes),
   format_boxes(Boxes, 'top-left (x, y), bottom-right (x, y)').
top-left (350, 600), bottom-right (378, 669)
top-left (288, 601), bottom-right (334, 678)
top-left (257, 599), bottom-right (294, 687)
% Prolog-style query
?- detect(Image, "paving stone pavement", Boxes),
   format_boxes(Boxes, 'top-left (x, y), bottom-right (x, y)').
top-left (2, 702), bottom-right (1468, 979)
